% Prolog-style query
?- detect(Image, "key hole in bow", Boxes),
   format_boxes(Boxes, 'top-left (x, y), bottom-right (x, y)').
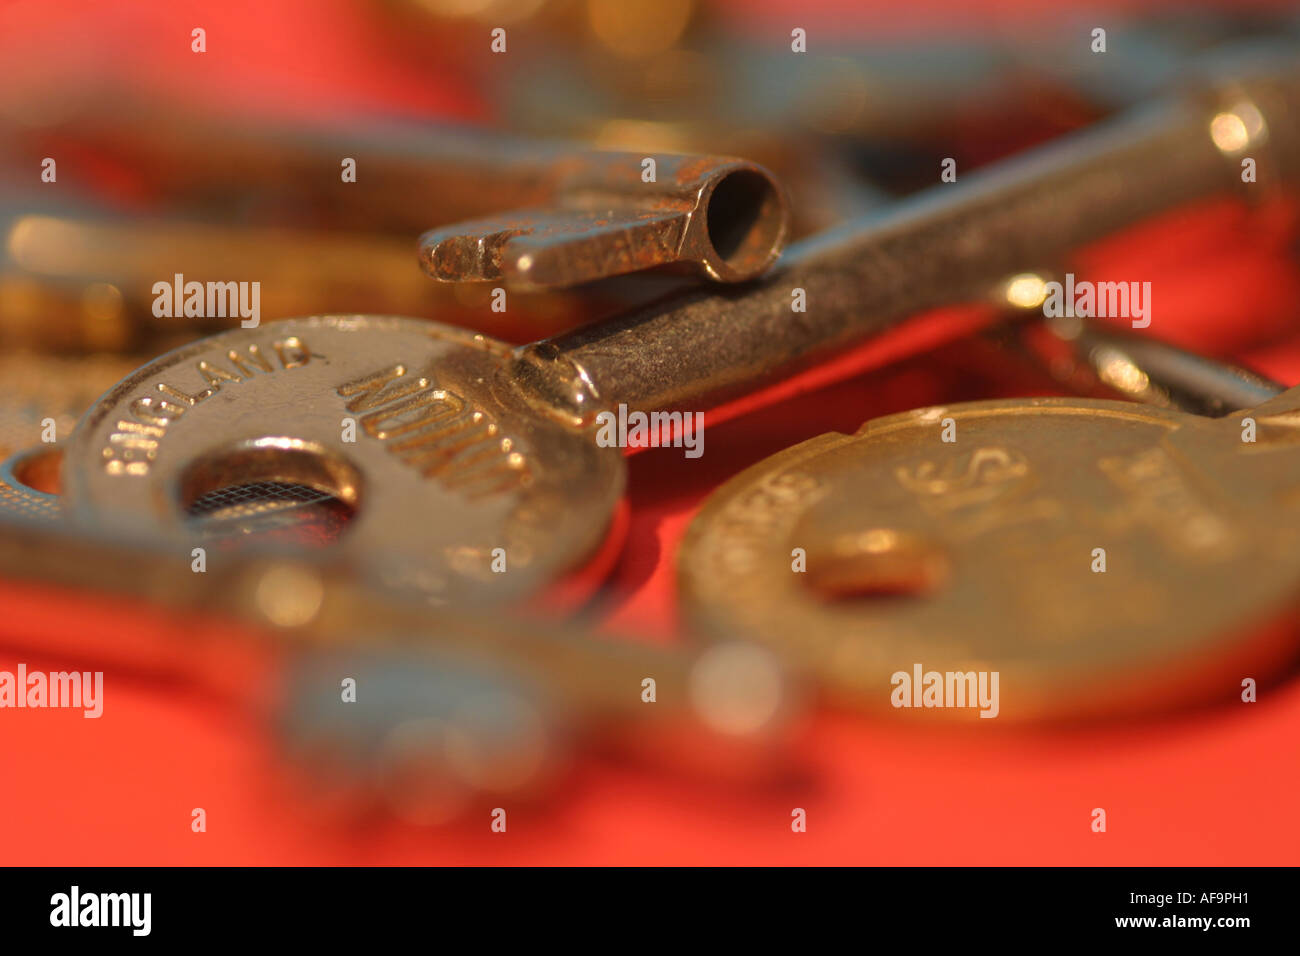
top-left (177, 439), bottom-right (362, 549)
top-left (800, 528), bottom-right (950, 600)
top-left (12, 446), bottom-right (61, 494)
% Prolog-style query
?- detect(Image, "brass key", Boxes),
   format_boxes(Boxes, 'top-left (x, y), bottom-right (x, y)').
top-left (678, 384), bottom-right (1300, 722)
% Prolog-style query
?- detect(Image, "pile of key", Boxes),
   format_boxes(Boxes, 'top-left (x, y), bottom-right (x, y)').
top-left (5, 5), bottom-right (1300, 825)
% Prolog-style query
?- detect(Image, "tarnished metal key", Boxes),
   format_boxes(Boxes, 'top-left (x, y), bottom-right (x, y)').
top-left (416, 152), bottom-right (788, 289)
top-left (8, 102), bottom-right (788, 290)
top-left (59, 44), bottom-right (1300, 606)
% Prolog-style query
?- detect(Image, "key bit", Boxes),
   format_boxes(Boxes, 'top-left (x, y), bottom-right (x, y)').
top-left (418, 153), bottom-right (788, 290)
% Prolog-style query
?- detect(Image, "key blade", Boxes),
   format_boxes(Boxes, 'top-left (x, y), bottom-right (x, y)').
top-left (504, 209), bottom-right (690, 291)
top-left (417, 212), bottom-right (530, 283)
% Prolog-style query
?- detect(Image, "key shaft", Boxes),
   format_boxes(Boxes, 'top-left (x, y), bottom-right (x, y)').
top-left (515, 47), bottom-right (1300, 421)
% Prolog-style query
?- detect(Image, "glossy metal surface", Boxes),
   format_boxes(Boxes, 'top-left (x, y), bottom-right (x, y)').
top-left (518, 48), bottom-right (1300, 418)
top-left (59, 47), bottom-right (1300, 607)
top-left (418, 153), bottom-right (789, 288)
top-left (60, 315), bottom-right (624, 603)
top-left (679, 390), bottom-right (1300, 721)
top-left (1000, 314), bottom-right (1285, 416)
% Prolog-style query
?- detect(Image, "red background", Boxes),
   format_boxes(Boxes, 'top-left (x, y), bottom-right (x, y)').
top-left (2, 0), bottom-right (1299, 864)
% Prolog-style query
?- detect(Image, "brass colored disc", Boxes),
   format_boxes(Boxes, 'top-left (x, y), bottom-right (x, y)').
top-left (679, 395), bottom-right (1300, 721)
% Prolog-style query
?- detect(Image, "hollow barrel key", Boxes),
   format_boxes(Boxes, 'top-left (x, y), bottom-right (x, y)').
top-left (60, 45), bottom-right (1300, 606)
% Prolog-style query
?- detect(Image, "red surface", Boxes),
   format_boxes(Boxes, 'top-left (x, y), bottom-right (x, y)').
top-left (2, 0), bottom-right (1300, 865)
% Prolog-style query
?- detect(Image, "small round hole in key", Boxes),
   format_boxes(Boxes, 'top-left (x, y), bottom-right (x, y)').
top-left (177, 438), bottom-right (361, 548)
top-left (801, 528), bottom-right (951, 600)
top-left (11, 446), bottom-right (62, 495)
top-left (704, 168), bottom-right (785, 279)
